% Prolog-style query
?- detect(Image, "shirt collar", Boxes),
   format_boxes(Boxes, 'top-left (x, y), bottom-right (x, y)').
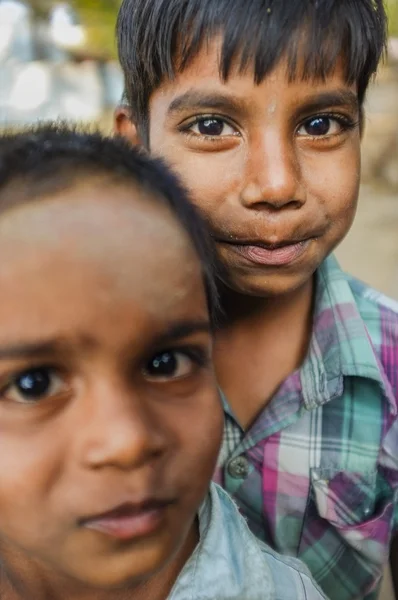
top-left (301, 255), bottom-right (394, 411)
top-left (169, 484), bottom-right (275, 600)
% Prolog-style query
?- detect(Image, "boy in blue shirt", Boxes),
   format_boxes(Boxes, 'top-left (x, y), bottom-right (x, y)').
top-left (115, 1), bottom-right (398, 598)
top-left (0, 125), bottom-right (326, 600)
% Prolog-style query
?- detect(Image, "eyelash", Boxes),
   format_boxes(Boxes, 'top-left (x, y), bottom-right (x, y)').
top-left (179, 112), bottom-right (358, 140)
top-left (298, 112), bottom-right (359, 134)
top-left (179, 115), bottom-right (239, 138)
top-left (0, 345), bottom-right (210, 403)
top-left (145, 345), bottom-right (210, 370)
top-left (0, 363), bottom-right (57, 394)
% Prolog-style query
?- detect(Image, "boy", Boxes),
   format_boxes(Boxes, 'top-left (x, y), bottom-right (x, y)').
top-left (115, 1), bottom-right (398, 599)
top-left (0, 124), bottom-right (326, 600)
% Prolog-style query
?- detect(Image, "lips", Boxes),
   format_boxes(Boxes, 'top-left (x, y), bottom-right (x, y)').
top-left (216, 236), bottom-right (313, 267)
top-left (80, 499), bottom-right (174, 541)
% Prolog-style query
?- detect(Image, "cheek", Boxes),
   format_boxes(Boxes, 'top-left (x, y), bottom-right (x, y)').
top-left (0, 425), bottom-right (62, 522)
top-left (178, 160), bottom-right (229, 215)
top-left (168, 385), bottom-right (223, 488)
top-left (304, 142), bottom-right (360, 225)
top-left (0, 448), bottom-right (52, 550)
top-left (150, 139), bottom-right (241, 216)
top-left (186, 393), bottom-right (223, 465)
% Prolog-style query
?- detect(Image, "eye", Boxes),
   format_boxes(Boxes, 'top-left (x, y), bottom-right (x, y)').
top-left (187, 117), bottom-right (237, 137)
top-left (1, 368), bottom-right (68, 404)
top-left (144, 351), bottom-right (197, 382)
top-left (297, 116), bottom-right (346, 137)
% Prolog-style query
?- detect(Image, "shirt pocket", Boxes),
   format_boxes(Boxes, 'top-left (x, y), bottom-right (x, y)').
top-left (308, 468), bottom-right (394, 564)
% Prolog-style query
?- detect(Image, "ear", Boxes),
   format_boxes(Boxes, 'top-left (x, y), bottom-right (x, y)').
top-left (114, 105), bottom-right (143, 146)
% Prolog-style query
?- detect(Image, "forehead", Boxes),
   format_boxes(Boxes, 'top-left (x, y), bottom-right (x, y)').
top-left (151, 39), bottom-right (357, 114)
top-left (0, 182), bottom-right (206, 340)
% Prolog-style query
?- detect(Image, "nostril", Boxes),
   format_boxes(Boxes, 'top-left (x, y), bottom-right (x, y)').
top-left (289, 200), bottom-right (303, 210)
top-left (259, 199), bottom-right (303, 211)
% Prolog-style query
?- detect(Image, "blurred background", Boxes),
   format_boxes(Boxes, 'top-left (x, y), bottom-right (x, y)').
top-left (0, 0), bottom-right (123, 125)
top-left (0, 0), bottom-right (397, 598)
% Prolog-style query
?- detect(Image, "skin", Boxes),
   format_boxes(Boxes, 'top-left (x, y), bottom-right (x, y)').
top-left (0, 179), bottom-right (222, 600)
top-left (116, 40), bottom-right (362, 427)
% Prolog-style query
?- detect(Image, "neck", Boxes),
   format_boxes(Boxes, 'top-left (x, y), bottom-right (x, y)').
top-left (218, 278), bottom-right (314, 332)
top-left (0, 522), bottom-right (198, 600)
top-left (213, 278), bottom-right (315, 428)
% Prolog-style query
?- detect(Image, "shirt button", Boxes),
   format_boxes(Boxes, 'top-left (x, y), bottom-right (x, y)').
top-left (227, 456), bottom-right (249, 479)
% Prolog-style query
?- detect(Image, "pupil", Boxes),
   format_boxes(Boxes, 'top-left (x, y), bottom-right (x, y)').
top-left (198, 119), bottom-right (223, 136)
top-left (17, 369), bottom-right (51, 399)
top-left (148, 352), bottom-right (177, 376)
top-left (306, 117), bottom-right (330, 136)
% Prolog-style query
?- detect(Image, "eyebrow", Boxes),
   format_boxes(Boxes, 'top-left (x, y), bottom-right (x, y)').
top-left (0, 320), bottom-right (211, 361)
top-left (167, 91), bottom-right (245, 116)
top-left (296, 89), bottom-right (359, 116)
top-left (152, 319), bottom-right (211, 346)
top-left (0, 340), bottom-right (65, 361)
top-left (167, 88), bottom-right (359, 119)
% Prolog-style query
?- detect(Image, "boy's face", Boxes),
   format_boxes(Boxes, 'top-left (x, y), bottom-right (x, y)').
top-left (118, 42), bottom-right (361, 297)
top-left (0, 182), bottom-right (221, 591)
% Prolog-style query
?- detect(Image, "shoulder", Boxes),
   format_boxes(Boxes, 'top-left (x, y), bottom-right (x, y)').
top-left (346, 273), bottom-right (398, 395)
top-left (321, 257), bottom-right (398, 328)
top-left (346, 273), bottom-right (398, 329)
top-left (258, 548), bottom-right (327, 600)
top-left (319, 259), bottom-right (398, 400)
top-left (210, 485), bottom-right (327, 599)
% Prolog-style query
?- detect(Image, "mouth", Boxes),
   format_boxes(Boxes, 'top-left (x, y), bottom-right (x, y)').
top-left (79, 498), bottom-right (175, 541)
top-left (216, 237), bottom-right (313, 267)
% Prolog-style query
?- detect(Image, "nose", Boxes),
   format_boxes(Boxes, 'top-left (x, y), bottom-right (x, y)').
top-left (75, 379), bottom-right (167, 471)
top-left (240, 130), bottom-right (305, 211)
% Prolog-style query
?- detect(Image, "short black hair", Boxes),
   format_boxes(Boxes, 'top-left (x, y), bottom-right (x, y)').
top-left (0, 123), bottom-right (219, 322)
top-left (117, 0), bottom-right (387, 133)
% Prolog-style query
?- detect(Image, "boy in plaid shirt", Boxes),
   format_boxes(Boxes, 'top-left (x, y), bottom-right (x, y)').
top-left (115, 1), bottom-right (398, 597)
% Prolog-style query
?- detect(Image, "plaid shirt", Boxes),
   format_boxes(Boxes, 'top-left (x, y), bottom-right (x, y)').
top-left (214, 255), bottom-right (398, 600)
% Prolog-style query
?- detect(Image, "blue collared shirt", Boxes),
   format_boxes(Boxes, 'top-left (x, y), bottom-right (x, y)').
top-left (169, 483), bottom-right (327, 599)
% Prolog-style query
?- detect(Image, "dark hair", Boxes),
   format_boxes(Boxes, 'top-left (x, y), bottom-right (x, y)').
top-left (0, 123), bottom-right (219, 322)
top-left (117, 0), bottom-right (387, 133)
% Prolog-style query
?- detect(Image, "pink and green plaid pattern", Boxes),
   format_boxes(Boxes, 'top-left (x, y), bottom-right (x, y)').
top-left (214, 255), bottom-right (398, 600)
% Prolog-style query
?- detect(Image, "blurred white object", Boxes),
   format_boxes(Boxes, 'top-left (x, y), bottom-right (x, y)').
top-left (59, 61), bottom-right (103, 119)
top-left (0, 0), bottom-right (33, 61)
top-left (49, 3), bottom-right (85, 49)
top-left (0, 60), bottom-right (122, 125)
top-left (9, 63), bottom-right (50, 110)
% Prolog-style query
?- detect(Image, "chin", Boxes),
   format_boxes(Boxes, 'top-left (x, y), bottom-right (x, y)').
top-left (223, 268), bottom-right (317, 299)
top-left (66, 541), bottom-right (174, 591)
top-left (216, 237), bottom-right (333, 299)
top-left (71, 563), bottom-right (162, 592)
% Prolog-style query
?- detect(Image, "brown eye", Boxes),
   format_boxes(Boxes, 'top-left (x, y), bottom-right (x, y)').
top-left (297, 116), bottom-right (343, 137)
top-left (198, 118), bottom-right (225, 136)
top-left (143, 351), bottom-right (196, 382)
top-left (189, 118), bottom-right (236, 137)
top-left (2, 368), bottom-right (67, 403)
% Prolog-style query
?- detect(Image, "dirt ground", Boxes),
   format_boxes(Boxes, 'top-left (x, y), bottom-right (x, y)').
top-left (336, 182), bottom-right (398, 300)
